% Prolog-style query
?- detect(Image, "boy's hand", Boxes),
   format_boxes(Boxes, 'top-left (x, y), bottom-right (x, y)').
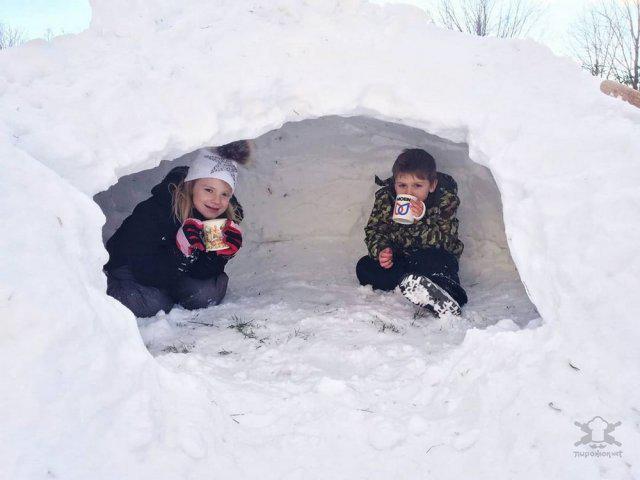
top-left (410, 199), bottom-right (425, 219)
top-left (378, 247), bottom-right (393, 269)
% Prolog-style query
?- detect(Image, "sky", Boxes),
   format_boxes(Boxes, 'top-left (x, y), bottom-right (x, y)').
top-left (0, 0), bottom-right (91, 39)
top-left (375, 0), bottom-right (592, 56)
top-left (0, 0), bottom-right (588, 56)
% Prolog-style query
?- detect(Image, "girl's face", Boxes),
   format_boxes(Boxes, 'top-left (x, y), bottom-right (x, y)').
top-left (192, 178), bottom-right (232, 219)
top-left (394, 172), bottom-right (437, 202)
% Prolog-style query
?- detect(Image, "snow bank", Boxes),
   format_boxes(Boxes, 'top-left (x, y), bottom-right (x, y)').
top-left (1, 0), bottom-right (639, 478)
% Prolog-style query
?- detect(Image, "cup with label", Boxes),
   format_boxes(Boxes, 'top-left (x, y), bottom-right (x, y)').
top-left (202, 219), bottom-right (228, 251)
top-left (392, 194), bottom-right (425, 224)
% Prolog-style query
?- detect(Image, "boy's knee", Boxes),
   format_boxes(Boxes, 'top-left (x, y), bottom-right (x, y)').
top-left (356, 256), bottom-right (377, 285)
top-left (356, 255), bottom-right (403, 291)
top-left (406, 248), bottom-right (459, 275)
top-left (176, 274), bottom-right (228, 311)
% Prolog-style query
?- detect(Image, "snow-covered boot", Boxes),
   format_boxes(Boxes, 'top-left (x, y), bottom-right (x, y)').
top-left (399, 274), bottom-right (462, 317)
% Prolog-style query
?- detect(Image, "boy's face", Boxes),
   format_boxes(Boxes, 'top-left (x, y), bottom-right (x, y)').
top-left (394, 172), bottom-right (437, 202)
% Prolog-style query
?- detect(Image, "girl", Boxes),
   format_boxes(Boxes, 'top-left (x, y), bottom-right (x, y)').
top-left (104, 140), bottom-right (250, 318)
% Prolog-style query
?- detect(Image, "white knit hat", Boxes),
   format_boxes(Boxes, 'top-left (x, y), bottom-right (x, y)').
top-left (184, 149), bottom-right (239, 192)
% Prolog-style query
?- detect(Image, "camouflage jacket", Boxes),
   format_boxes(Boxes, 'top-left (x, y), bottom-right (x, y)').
top-left (364, 173), bottom-right (464, 260)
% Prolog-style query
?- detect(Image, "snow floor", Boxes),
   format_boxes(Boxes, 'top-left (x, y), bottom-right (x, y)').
top-left (134, 239), bottom-right (539, 478)
top-left (141, 239), bottom-right (539, 359)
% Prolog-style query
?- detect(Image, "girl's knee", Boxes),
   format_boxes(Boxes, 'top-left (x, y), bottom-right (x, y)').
top-left (109, 289), bottom-right (173, 318)
top-left (107, 271), bottom-right (174, 317)
top-left (176, 274), bottom-right (228, 310)
top-left (132, 297), bottom-right (173, 318)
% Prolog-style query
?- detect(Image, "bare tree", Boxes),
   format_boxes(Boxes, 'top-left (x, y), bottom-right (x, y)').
top-left (608, 0), bottom-right (640, 90)
top-left (43, 27), bottom-right (66, 42)
top-left (436, 0), bottom-right (544, 38)
top-left (44, 28), bottom-right (55, 42)
top-left (0, 22), bottom-right (25, 50)
top-left (570, 8), bottom-right (618, 78)
top-left (571, 1), bottom-right (640, 90)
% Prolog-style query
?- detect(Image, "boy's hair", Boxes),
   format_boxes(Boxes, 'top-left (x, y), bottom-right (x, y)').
top-left (392, 149), bottom-right (437, 182)
top-left (171, 179), bottom-right (236, 224)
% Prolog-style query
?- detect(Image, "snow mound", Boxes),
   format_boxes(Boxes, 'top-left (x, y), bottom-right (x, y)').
top-left (1, 1), bottom-right (639, 478)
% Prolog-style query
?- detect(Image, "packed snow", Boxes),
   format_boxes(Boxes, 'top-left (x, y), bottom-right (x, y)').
top-left (1, 1), bottom-right (640, 479)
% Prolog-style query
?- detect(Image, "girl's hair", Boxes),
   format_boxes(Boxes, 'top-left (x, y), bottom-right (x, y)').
top-left (392, 148), bottom-right (437, 182)
top-left (170, 179), bottom-right (236, 224)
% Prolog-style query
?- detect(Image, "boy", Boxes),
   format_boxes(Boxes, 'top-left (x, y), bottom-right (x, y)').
top-left (356, 148), bottom-right (467, 316)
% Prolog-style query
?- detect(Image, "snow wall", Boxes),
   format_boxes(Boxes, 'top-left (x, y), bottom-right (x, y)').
top-left (1, 1), bottom-right (639, 479)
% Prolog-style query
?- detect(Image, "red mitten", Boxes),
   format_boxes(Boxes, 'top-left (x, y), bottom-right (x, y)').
top-left (217, 220), bottom-right (242, 258)
top-left (176, 218), bottom-right (205, 257)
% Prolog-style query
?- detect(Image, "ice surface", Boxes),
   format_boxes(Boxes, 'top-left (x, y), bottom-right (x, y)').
top-left (1, 0), bottom-right (640, 478)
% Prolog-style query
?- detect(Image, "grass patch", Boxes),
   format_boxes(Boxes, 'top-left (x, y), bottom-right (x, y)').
top-left (161, 341), bottom-right (194, 354)
top-left (371, 316), bottom-right (401, 334)
top-left (228, 315), bottom-right (268, 343)
top-left (287, 328), bottom-right (313, 341)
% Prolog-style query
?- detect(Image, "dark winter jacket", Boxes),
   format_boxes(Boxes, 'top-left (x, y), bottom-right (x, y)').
top-left (104, 166), bottom-right (244, 289)
top-left (364, 173), bottom-right (464, 260)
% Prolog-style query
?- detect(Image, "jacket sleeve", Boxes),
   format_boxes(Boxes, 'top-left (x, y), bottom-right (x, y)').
top-left (119, 205), bottom-right (190, 289)
top-left (364, 189), bottom-right (394, 259)
top-left (416, 190), bottom-right (464, 258)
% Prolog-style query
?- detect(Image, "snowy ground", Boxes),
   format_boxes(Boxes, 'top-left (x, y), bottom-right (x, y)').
top-left (140, 239), bottom-right (539, 359)
top-left (135, 239), bottom-right (541, 479)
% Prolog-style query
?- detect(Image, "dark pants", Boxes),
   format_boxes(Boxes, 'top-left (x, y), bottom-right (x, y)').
top-left (356, 248), bottom-right (467, 306)
top-left (106, 266), bottom-right (229, 318)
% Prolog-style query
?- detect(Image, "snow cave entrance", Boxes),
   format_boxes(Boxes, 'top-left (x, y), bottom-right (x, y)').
top-left (95, 115), bottom-right (539, 353)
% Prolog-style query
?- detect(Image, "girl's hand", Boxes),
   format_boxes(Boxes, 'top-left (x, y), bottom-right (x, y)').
top-left (217, 220), bottom-right (242, 258)
top-left (176, 218), bottom-right (205, 257)
top-left (410, 199), bottom-right (425, 219)
top-left (378, 247), bottom-right (393, 269)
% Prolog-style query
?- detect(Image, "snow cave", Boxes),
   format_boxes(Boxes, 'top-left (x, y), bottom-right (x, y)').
top-left (94, 115), bottom-right (539, 352)
top-left (3, 1), bottom-right (640, 479)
